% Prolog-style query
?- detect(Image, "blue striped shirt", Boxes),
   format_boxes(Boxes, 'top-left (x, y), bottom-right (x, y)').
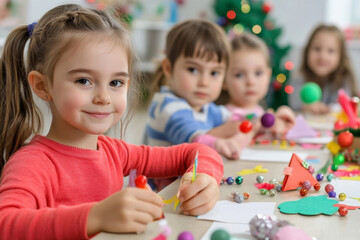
top-left (146, 87), bottom-right (230, 146)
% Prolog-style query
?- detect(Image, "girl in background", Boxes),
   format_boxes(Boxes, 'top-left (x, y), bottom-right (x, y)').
top-left (290, 24), bottom-right (357, 114)
top-left (0, 4), bottom-right (223, 239)
top-left (219, 32), bottom-right (295, 137)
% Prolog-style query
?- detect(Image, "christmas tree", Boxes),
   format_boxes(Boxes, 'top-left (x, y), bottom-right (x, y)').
top-left (214, 0), bottom-right (293, 109)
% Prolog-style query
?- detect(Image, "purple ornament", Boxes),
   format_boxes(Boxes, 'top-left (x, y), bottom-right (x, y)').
top-left (316, 173), bottom-right (324, 181)
top-left (328, 191), bottom-right (336, 198)
top-left (261, 113), bottom-right (275, 128)
top-left (308, 166), bottom-right (314, 174)
top-left (178, 231), bottom-right (194, 240)
top-left (302, 180), bottom-right (311, 190)
top-left (226, 177), bottom-right (234, 185)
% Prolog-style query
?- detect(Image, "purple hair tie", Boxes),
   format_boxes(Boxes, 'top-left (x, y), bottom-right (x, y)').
top-left (27, 22), bottom-right (37, 37)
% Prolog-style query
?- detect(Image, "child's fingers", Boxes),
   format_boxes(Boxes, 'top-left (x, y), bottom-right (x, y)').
top-left (134, 189), bottom-right (164, 207)
top-left (182, 197), bottom-right (218, 216)
top-left (178, 174), bottom-right (216, 202)
top-left (177, 172), bottom-right (193, 198)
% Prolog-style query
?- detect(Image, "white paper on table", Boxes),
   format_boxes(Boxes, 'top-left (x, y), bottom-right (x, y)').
top-left (197, 200), bottom-right (276, 224)
top-left (330, 179), bottom-right (360, 198)
top-left (239, 149), bottom-right (308, 163)
top-left (201, 222), bottom-right (252, 240)
top-left (296, 136), bottom-right (333, 144)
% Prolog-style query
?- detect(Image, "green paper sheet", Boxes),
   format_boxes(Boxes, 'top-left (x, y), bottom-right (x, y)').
top-left (278, 195), bottom-right (339, 215)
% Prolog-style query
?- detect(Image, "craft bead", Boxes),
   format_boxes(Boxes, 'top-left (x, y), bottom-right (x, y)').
top-left (211, 229), bottom-right (231, 240)
top-left (316, 173), bottom-right (324, 181)
top-left (337, 131), bottom-right (353, 148)
top-left (234, 193), bottom-right (244, 203)
top-left (308, 166), bottom-right (314, 174)
top-left (333, 153), bottom-right (345, 166)
top-left (338, 207), bottom-right (348, 216)
top-left (313, 183), bottom-right (321, 191)
top-left (261, 113), bottom-right (275, 128)
top-left (331, 164), bottom-right (338, 171)
top-left (235, 176), bottom-right (244, 185)
top-left (300, 188), bottom-right (308, 196)
top-left (302, 180), bottom-right (312, 190)
top-left (328, 191), bottom-right (336, 198)
top-left (260, 189), bottom-right (267, 195)
top-left (220, 177), bottom-right (226, 185)
top-left (325, 184), bottom-right (334, 193)
top-left (226, 177), bottom-right (234, 185)
top-left (269, 179), bottom-right (278, 185)
top-left (326, 173), bottom-right (334, 181)
top-left (269, 189), bottom-right (276, 197)
top-left (301, 161), bottom-right (309, 169)
top-left (239, 120), bottom-right (252, 133)
top-left (135, 175), bottom-right (147, 188)
top-left (275, 184), bottom-right (282, 192)
top-left (178, 231), bottom-right (194, 240)
top-left (243, 192), bottom-right (250, 200)
top-left (256, 175), bottom-right (264, 183)
top-left (339, 193), bottom-right (346, 201)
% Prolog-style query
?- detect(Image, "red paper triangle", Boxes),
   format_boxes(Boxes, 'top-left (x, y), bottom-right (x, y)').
top-left (282, 153), bottom-right (319, 191)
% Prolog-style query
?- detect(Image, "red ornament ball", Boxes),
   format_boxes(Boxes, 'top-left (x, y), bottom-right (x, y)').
top-left (337, 131), bottom-right (353, 148)
top-left (273, 81), bottom-right (282, 91)
top-left (313, 183), bottom-right (321, 191)
top-left (262, 2), bottom-right (272, 13)
top-left (338, 207), bottom-right (348, 216)
top-left (135, 175), bottom-right (147, 188)
top-left (325, 184), bottom-right (334, 193)
top-left (239, 120), bottom-right (253, 133)
top-left (243, 192), bottom-right (250, 200)
top-left (299, 188), bottom-right (308, 196)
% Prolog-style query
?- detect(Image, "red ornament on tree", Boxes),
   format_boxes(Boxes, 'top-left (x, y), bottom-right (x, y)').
top-left (273, 81), bottom-right (282, 91)
top-left (176, 0), bottom-right (185, 5)
top-left (262, 2), bottom-right (272, 13)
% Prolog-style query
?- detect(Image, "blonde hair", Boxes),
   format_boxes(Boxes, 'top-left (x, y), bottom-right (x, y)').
top-left (0, 4), bottom-right (139, 172)
top-left (216, 32), bottom-right (270, 105)
top-left (149, 19), bottom-right (231, 100)
top-left (300, 24), bottom-right (357, 95)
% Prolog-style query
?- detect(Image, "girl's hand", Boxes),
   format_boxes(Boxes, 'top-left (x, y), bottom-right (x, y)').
top-left (214, 132), bottom-right (253, 160)
top-left (177, 172), bottom-right (219, 216)
top-left (207, 121), bottom-right (241, 138)
top-left (87, 187), bottom-right (164, 236)
top-left (302, 102), bottom-right (329, 115)
top-left (271, 106), bottom-right (296, 135)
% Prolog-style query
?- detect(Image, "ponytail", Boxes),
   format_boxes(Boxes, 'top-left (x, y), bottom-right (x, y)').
top-left (0, 26), bottom-right (42, 174)
top-left (148, 64), bottom-right (167, 103)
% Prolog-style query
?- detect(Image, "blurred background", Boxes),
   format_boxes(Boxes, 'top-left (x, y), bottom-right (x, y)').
top-left (1, 0), bottom-right (360, 143)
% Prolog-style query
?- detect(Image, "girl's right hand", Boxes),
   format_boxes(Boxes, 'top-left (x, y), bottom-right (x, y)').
top-left (214, 132), bottom-right (252, 160)
top-left (86, 187), bottom-right (164, 236)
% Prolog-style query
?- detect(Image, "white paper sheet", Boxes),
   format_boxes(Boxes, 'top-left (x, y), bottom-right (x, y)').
top-left (200, 222), bottom-right (251, 240)
top-left (296, 136), bottom-right (333, 144)
top-left (197, 200), bottom-right (276, 224)
top-left (330, 179), bottom-right (360, 198)
top-left (239, 149), bottom-right (308, 163)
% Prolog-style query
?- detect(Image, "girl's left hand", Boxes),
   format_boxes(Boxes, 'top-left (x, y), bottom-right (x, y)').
top-left (177, 172), bottom-right (219, 216)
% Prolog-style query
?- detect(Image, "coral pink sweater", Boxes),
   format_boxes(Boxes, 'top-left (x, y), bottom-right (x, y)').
top-left (0, 135), bottom-right (223, 239)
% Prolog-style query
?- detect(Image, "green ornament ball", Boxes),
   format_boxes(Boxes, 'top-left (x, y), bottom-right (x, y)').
top-left (235, 176), bottom-right (243, 185)
top-left (331, 164), bottom-right (339, 171)
top-left (333, 153), bottom-right (345, 165)
top-left (211, 229), bottom-right (230, 240)
top-left (327, 173), bottom-right (334, 181)
top-left (300, 82), bottom-right (322, 104)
